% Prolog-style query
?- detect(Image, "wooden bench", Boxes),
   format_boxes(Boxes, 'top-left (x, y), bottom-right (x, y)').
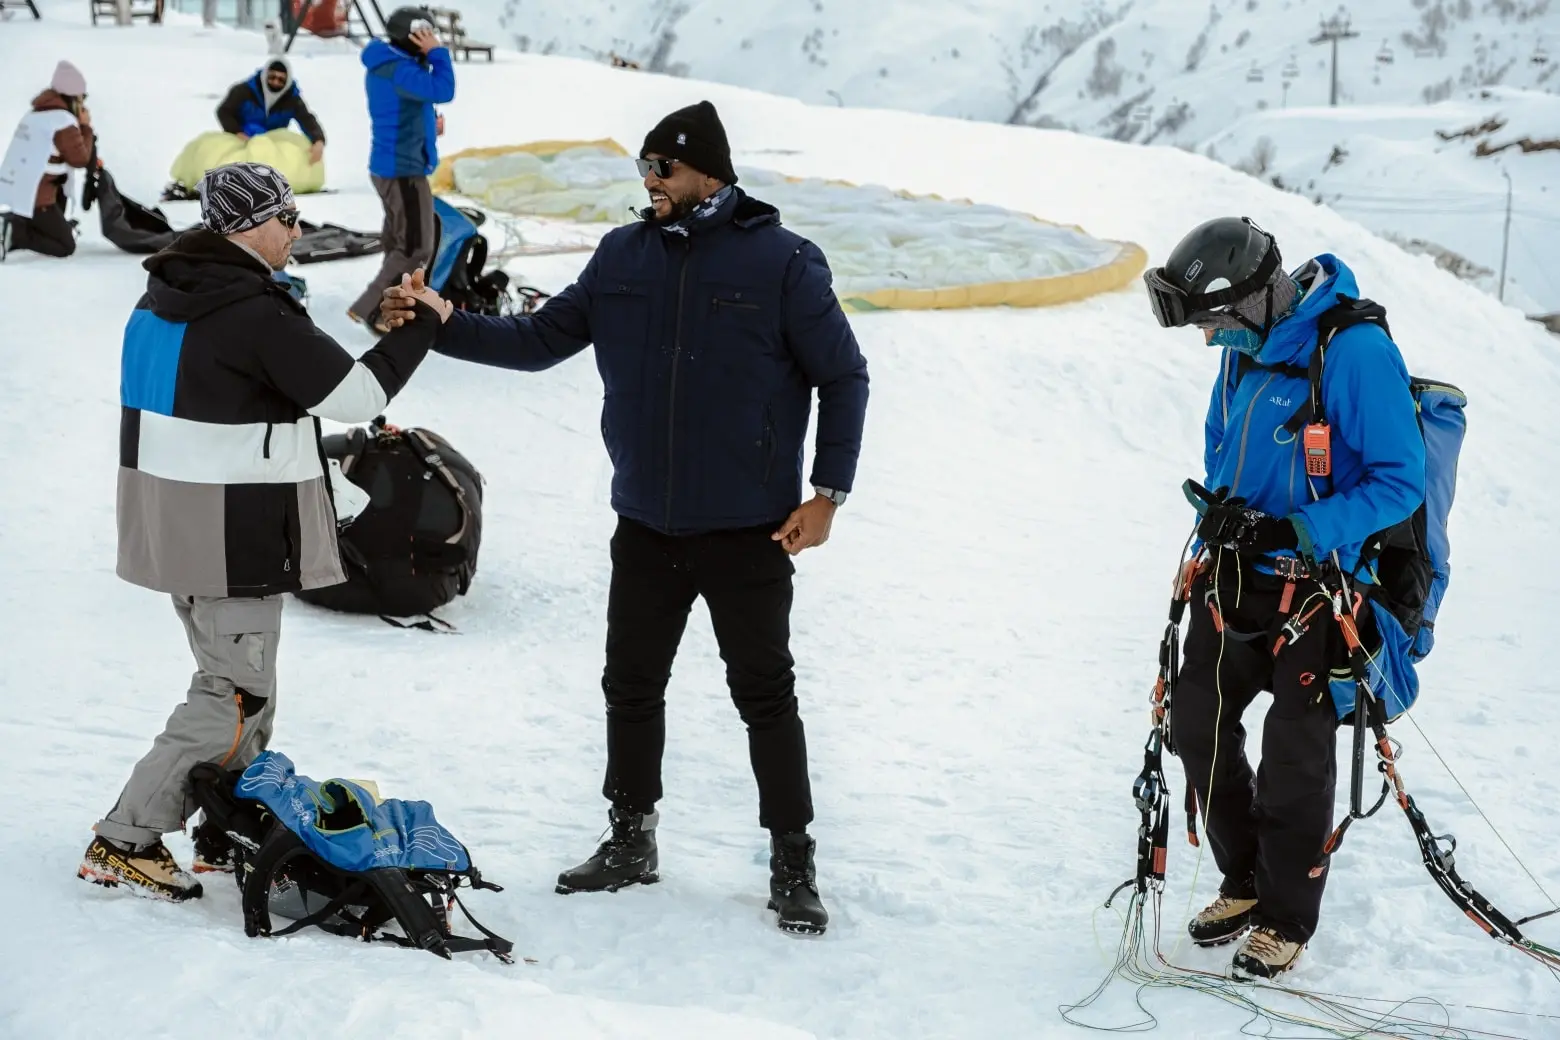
top-left (428, 7), bottom-right (493, 62)
top-left (90, 0), bottom-right (163, 23)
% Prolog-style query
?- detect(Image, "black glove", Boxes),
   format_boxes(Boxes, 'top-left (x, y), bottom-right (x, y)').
top-left (1185, 481), bottom-right (1299, 555)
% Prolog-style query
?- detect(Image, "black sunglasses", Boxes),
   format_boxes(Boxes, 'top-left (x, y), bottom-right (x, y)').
top-left (635, 157), bottom-right (679, 179)
top-left (276, 208), bottom-right (301, 229)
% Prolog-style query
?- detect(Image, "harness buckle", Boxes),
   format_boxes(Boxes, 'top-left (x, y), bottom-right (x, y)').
top-left (1272, 556), bottom-right (1309, 580)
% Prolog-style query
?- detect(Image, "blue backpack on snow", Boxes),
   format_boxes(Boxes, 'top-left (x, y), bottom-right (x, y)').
top-left (187, 751), bottom-right (515, 962)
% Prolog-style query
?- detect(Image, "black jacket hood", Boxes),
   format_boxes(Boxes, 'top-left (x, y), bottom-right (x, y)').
top-left (141, 229), bottom-right (292, 323)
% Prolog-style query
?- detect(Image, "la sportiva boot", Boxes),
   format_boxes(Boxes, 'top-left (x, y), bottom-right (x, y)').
top-left (555, 808), bottom-right (659, 894)
top-left (190, 814), bottom-right (237, 874)
top-left (768, 832), bottom-right (828, 935)
top-left (78, 835), bottom-right (203, 902)
top-left (1188, 893), bottom-right (1259, 947)
top-left (1231, 926), bottom-right (1304, 979)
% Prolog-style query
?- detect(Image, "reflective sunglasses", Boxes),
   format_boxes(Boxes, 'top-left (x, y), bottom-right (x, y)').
top-left (276, 208), bottom-right (301, 229)
top-left (636, 157), bottom-right (679, 179)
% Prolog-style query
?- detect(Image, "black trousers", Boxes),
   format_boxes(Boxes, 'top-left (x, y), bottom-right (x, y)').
top-left (600, 516), bottom-right (811, 834)
top-left (1171, 560), bottom-right (1363, 943)
top-left (7, 188), bottom-right (75, 258)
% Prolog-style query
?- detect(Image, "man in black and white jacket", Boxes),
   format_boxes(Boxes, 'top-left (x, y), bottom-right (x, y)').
top-left (79, 162), bottom-right (442, 902)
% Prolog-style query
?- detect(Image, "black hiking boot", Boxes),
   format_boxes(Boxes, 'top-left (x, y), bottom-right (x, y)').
top-left (768, 832), bottom-right (828, 935)
top-left (555, 808), bottom-right (659, 894)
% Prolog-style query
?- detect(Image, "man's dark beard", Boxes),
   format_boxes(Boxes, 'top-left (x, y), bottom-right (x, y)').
top-left (644, 190), bottom-right (701, 226)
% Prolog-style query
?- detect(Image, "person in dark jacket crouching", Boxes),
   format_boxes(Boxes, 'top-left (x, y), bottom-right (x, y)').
top-left (79, 162), bottom-right (443, 903)
top-left (380, 100), bottom-right (869, 935)
top-left (215, 58), bottom-right (327, 163)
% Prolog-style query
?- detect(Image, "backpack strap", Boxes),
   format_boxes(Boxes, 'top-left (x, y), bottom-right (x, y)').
top-left (1281, 295), bottom-right (1392, 434)
top-left (403, 428), bottom-right (478, 552)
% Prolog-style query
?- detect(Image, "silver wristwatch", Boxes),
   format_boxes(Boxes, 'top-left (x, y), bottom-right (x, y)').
top-left (814, 485), bottom-right (848, 507)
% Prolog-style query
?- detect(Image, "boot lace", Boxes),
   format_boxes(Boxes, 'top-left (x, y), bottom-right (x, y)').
top-left (774, 841), bottom-right (816, 894)
top-left (1244, 927), bottom-right (1293, 961)
top-left (1199, 894), bottom-right (1251, 922)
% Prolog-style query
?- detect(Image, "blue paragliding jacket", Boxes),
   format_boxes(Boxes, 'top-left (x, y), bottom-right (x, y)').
top-left (1201, 254), bottom-right (1426, 578)
top-left (237, 750), bottom-right (470, 872)
top-left (1200, 254), bottom-right (1430, 720)
top-left (361, 39), bottom-right (455, 178)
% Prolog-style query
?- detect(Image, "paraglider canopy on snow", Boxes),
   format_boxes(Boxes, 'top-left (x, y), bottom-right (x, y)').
top-left (432, 139), bottom-right (1147, 311)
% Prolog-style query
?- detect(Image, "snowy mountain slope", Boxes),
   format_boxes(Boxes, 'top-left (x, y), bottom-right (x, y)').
top-left (451, 0), bottom-right (1560, 312)
top-left (1202, 87), bottom-right (1560, 314)
top-left (4, 5), bottom-right (1560, 1039)
top-left (461, 0), bottom-right (1558, 135)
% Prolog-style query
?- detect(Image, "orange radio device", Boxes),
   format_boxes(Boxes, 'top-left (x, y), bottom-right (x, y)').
top-left (1303, 422), bottom-right (1332, 477)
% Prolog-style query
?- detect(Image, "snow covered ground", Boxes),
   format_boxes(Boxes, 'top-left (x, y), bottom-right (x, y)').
top-left (3, 5), bottom-right (1560, 1038)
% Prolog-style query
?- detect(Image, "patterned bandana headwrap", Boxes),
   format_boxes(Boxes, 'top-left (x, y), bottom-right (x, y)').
top-left (198, 162), bottom-right (295, 235)
top-left (658, 184), bottom-right (734, 237)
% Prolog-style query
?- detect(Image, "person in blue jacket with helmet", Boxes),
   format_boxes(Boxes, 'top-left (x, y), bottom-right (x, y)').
top-left (1142, 216), bottom-right (1425, 979)
top-left (348, 6), bottom-right (455, 333)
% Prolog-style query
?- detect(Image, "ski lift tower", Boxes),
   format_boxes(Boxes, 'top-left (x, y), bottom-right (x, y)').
top-left (1310, 10), bottom-right (1360, 107)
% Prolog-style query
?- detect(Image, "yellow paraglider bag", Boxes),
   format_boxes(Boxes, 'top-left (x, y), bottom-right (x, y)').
top-left (169, 129), bottom-right (326, 194)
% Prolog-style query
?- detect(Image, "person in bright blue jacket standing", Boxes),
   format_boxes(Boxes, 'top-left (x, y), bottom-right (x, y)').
top-left (348, 6), bottom-right (455, 332)
top-left (376, 101), bottom-right (869, 938)
top-left (1141, 217), bottom-right (1425, 980)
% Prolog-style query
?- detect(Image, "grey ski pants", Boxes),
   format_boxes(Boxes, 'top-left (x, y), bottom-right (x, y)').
top-left (94, 594), bottom-right (283, 849)
top-left (349, 174), bottom-right (437, 321)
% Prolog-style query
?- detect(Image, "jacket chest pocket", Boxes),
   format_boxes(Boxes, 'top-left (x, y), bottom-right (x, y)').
top-left (708, 284), bottom-right (774, 325)
top-left (594, 280), bottom-right (653, 393)
top-left (704, 283), bottom-right (782, 392)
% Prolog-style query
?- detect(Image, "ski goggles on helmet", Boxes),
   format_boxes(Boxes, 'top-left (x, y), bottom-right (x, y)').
top-left (408, 16), bottom-right (434, 33)
top-left (635, 157), bottom-right (680, 179)
top-left (1143, 225), bottom-right (1281, 330)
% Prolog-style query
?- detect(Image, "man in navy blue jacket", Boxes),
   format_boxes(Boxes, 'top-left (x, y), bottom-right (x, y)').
top-left (348, 6), bottom-right (454, 332)
top-left (380, 100), bottom-right (870, 935)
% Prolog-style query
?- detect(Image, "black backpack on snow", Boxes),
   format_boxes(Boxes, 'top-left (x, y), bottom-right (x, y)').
top-left (187, 762), bottom-right (515, 962)
top-left (297, 419), bottom-right (484, 625)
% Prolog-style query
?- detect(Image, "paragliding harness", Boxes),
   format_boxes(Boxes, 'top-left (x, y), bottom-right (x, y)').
top-left (430, 198), bottom-right (553, 316)
top-left (431, 197), bottom-right (512, 316)
top-left (295, 416), bottom-right (482, 631)
top-left (186, 756), bottom-right (515, 963)
top-left (1117, 297), bottom-right (1558, 977)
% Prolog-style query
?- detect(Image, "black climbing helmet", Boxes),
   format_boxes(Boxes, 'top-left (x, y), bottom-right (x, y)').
top-left (1143, 216), bottom-right (1282, 329)
top-left (386, 5), bottom-right (435, 43)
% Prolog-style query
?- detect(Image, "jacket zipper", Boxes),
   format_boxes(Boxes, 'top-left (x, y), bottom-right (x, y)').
top-left (712, 297), bottom-right (760, 313)
top-left (664, 239), bottom-right (691, 531)
top-left (1229, 372), bottom-right (1276, 497)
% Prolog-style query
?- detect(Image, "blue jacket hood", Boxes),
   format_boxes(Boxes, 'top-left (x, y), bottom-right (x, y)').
top-left (362, 38), bottom-right (411, 71)
top-left (1253, 253), bottom-right (1357, 369)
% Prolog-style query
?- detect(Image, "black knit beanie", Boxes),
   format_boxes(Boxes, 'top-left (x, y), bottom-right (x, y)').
top-left (640, 100), bottom-right (738, 185)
